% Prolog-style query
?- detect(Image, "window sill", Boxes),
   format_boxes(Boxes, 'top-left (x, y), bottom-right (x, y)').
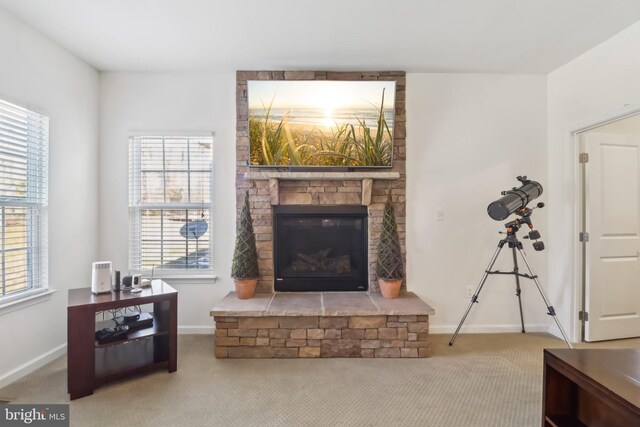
top-left (158, 275), bottom-right (218, 282)
top-left (132, 272), bottom-right (218, 283)
top-left (0, 289), bottom-right (57, 316)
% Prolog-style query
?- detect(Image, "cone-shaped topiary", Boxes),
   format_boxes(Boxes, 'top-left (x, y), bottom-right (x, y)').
top-left (376, 193), bottom-right (404, 280)
top-left (231, 191), bottom-right (259, 279)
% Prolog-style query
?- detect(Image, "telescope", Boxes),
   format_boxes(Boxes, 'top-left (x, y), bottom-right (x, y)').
top-left (449, 175), bottom-right (572, 348)
top-left (487, 176), bottom-right (543, 221)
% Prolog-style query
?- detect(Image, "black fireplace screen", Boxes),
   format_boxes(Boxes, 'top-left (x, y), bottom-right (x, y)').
top-left (273, 206), bottom-right (368, 291)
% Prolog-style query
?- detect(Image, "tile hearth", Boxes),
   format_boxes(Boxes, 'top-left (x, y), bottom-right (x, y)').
top-left (210, 292), bottom-right (435, 358)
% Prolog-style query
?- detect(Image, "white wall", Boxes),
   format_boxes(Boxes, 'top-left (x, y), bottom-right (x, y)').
top-left (98, 72), bottom-right (549, 335)
top-left (407, 74), bottom-right (549, 333)
top-left (547, 21), bottom-right (640, 341)
top-left (98, 73), bottom-right (236, 332)
top-left (0, 8), bottom-right (99, 383)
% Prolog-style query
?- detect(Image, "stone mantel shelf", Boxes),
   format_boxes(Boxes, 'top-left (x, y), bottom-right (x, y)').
top-left (246, 171), bottom-right (399, 206)
top-left (244, 171), bottom-right (400, 181)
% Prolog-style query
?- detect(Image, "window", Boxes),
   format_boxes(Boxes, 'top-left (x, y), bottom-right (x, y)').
top-left (129, 135), bottom-right (213, 275)
top-left (0, 99), bottom-right (48, 302)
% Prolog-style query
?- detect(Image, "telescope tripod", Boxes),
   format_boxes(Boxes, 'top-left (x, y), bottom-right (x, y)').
top-left (448, 229), bottom-right (572, 348)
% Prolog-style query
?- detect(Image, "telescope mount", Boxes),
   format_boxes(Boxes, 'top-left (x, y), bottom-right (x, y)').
top-left (448, 215), bottom-right (573, 348)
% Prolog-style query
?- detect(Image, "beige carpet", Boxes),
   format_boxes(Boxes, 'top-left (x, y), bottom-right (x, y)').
top-left (1, 333), bottom-right (638, 427)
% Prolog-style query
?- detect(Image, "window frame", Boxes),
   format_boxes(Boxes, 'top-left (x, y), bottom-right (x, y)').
top-left (128, 132), bottom-right (215, 278)
top-left (0, 97), bottom-right (49, 304)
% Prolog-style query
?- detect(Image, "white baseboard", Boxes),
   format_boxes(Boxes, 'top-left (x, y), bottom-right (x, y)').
top-left (429, 324), bottom-right (549, 334)
top-left (178, 325), bottom-right (214, 334)
top-left (0, 343), bottom-right (67, 389)
top-left (546, 324), bottom-right (566, 341)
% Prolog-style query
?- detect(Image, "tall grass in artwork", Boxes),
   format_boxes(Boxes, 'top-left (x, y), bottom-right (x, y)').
top-left (249, 99), bottom-right (288, 165)
top-left (350, 88), bottom-right (393, 167)
top-left (249, 88), bottom-right (394, 167)
top-left (306, 123), bottom-right (356, 166)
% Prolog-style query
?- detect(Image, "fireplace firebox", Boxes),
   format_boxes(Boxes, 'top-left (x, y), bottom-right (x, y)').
top-left (273, 205), bottom-right (368, 292)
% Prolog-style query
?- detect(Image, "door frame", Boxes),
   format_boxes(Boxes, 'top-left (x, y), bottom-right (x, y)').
top-left (569, 104), bottom-right (640, 342)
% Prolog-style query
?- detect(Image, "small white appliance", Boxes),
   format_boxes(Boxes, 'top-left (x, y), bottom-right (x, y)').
top-left (91, 261), bottom-right (113, 294)
top-left (131, 274), bottom-right (143, 293)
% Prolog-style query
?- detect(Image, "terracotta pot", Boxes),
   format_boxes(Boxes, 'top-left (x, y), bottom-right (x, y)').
top-left (378, 278), bottom-right (402, 299)
top-left (234, 278), bottom-right (258, 299)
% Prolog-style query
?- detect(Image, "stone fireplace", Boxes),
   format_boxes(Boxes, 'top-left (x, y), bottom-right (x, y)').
top-left (210, 70), bottom-right (435, 359)
top-left (274, 205), bottom-right (368, 292)
top-left (235, 70), bottom-right (407, 294)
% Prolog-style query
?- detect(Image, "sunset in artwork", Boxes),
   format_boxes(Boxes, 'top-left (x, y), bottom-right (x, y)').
top-left (248, 80), bottom-right (395, 167)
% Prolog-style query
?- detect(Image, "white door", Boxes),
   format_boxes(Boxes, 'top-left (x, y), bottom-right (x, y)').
top-left (583, 131), bottom-right (640, 341)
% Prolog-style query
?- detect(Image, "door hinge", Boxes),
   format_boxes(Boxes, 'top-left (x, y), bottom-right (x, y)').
top-left (579, 311), bottom-right (589, 321)
top-left (579, 152), bottom-right (589, 163)
top-left (579, 232), bottom-right (589, 242)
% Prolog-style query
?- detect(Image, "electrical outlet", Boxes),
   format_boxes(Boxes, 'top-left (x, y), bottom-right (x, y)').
top-left (465, 286), bottom-right (474, 298)
top-left (435, 209), bottom-right (444, 221)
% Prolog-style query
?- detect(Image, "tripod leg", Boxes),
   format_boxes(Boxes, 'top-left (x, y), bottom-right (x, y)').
top-left (512, 247), bottom-right (525, 333)
top-left (515, 247), bottom-right (573, 349)
top-left (449, 243), bottom-right (505, 346)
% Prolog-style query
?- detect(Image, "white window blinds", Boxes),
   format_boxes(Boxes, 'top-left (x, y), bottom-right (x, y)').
top-left (0, 99), bottom-right (48, 300)
top-left (129, 135), bottom-right (213, 273)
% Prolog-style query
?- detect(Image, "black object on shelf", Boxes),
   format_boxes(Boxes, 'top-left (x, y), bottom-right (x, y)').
top-left (123, 313), bottom-right (139, 322)
top-left (114, 312), bottom-right (154, 331)
top-left (95, 325), bottom-right (129, 344)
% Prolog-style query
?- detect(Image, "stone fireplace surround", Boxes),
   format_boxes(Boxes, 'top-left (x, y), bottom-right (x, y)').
top-left (211, 71), bottom-right (435, 359)
top-left (235, 70), bottom-right (407, 294)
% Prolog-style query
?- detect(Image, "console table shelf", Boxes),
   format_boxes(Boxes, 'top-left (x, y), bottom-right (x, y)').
top-left (67, 281), bottom-right (177, 400)
top-left (95, 361), bottom-right (169, 387)
top-left (543, 348), bottom-right (640, 427)
top-left (94, 316), bottom-right (168, 348)
top-left (544, 415), bottom-right (587, 427)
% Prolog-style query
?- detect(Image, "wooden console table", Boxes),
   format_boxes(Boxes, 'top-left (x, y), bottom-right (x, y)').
top-left (67, 280), bottom-right (177, 400)
top-left (543, 348), bottom-right (640, 427)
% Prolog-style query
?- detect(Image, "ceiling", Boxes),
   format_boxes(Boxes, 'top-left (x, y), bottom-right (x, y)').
top-left (2, 0), bottom-right (640, 73)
